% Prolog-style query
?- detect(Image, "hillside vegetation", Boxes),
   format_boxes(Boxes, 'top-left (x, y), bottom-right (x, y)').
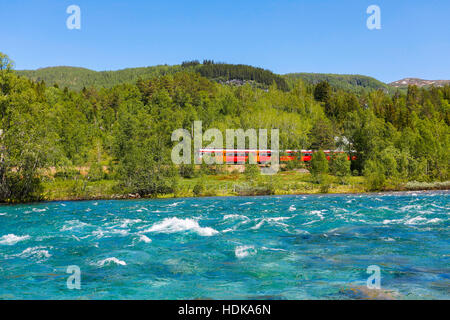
top-left (17, 65), bottom-right (182, 91)
top-left (18, 62), bottom-right (392, 94)
top-left (1, 52), bottom-right (449, 202)
top-left (17, 61), bottom-right (288, 91)
top-left (285, 73), bottom-right (390, 93)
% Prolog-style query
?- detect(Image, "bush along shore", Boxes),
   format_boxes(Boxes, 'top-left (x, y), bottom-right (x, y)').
top-left (0, 53), bottom-right (448, 203)
top-left (36, 164), bottom-right (449, 202)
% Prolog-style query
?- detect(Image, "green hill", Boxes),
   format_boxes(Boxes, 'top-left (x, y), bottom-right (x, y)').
top-left (284, 72), bottom-right (390, 93)
top-left (17, 62), bottom-right (288, 91)
top-left (17, 65), bottom-right (183, 91)
top-left (190, 61), bottom-right (289, 91)
top-left (17, 63), bottom-right (393, 94)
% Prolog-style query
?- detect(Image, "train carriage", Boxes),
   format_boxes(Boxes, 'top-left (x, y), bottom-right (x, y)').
top-left (197, 149), bottom-right (356, 164)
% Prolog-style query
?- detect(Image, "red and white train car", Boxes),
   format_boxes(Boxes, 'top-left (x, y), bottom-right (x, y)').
top-left (197, 149), bottom-right (356, 164)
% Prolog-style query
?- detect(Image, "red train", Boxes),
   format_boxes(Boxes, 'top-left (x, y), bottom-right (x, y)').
top-left (197, 149), bottom-right (356, 164)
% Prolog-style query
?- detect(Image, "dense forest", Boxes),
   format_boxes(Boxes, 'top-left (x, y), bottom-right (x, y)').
top-left (18, 61), bottom-right (389, 93)
top-left (17, 65), bottom-right (183, 91)
top-left (1, 52), bottom-right (449, 202)
top-left (285, 73), bottom-right (390, 93)
top-left (183, 60), bottom-right (289, 91)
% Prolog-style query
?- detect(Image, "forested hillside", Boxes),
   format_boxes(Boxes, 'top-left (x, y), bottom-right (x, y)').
top-left (285, 73), bottom-right (390, 93)
top-left (1, 52), bottom-right (449, 202)
top-left (182, 60), bottom-right (289, 91)
top-left (18, 61), bottom-right (391, 93)
top-left (17, 61), bottom-right (288, 91)
top-left (17, 65), bottom-right (182, 91)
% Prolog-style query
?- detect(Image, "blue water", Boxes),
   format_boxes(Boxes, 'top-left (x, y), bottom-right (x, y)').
top-left (0, 191), bottom-right (448, 300)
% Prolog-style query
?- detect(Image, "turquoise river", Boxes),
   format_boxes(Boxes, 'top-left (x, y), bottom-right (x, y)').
top-left (0, 191), bottom-right (448, 299)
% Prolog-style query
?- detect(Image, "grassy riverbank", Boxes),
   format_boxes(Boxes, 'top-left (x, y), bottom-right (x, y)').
top-left (40, 170), bottom-right (450, 202)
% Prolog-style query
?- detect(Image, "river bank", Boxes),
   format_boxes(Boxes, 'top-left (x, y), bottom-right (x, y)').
top-left (39, 171), bottom-right (450, 202)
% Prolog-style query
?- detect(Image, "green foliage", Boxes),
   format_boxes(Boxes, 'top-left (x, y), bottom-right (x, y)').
top-left (310, 151), bottom-right (329, 178)
top-left (364, 159), bottom-right (386, 191)
top-left (17, 65), bottom-right (183, 91)
top-left (244, 164), bottom-right (260, 180)
top-left (179, 163), bottom-right (196, 178)
top-left (284, 156), bottom-right (304, 171)
top-left (88, 162), bottom-right (106, 181)
top-left (193, 179), bottom-right (205, 197)
top-left (0, 157), bottom-right (43, 203)
top-left (54, 168), bottom-right (81, 180)
top-left (309, 118), bottom-right (335, 150)
top-left (319, 175), bottom-right (332, 193)
top-left (193, 61), bottom-right (289, 91)
top-left (314, 81), bottom-right (331, 103)
top-left (285, 73), bottom-right (389, 93)
top-left (0, 53), bottom-right (14, 71)
top-left (330, 153), bottom-right (351, 183)
top-left (18, 61), bottom-right (289, 92)
top-left (0, 51), bottom-right (448, 202)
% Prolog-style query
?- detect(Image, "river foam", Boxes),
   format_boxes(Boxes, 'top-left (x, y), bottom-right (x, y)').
top-left (97, 257), bottom-right (127, 266)
top-left (0, 234), bottom-right (30, 245)
top-left (143, 217), bottom-right (219, 236)
top-left (235, 245), bottom-right (257, 258)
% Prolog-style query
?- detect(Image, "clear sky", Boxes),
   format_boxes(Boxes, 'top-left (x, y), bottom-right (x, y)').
top-left (1, 0), bottom-right (449, 83)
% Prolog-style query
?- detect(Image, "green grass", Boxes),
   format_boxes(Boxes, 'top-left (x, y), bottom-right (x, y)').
top-left (42, 179), bottom-right (120, 201)
top-left (42, 171), bottom-right (368, 201)
top-left (41, 169), bottom-right (449, 202)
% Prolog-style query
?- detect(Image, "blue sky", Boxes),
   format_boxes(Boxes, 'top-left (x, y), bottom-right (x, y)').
top-left (1, 0), bottom-right (449, 83)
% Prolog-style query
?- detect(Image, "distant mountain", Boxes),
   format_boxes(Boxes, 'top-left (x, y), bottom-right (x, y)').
top-left (284, 73), bottom-right (390, 93)
top-left (16, 63), bottom-right (288, 91)
top-left (389, 78), bottom-right (450, 88)
top-left (23, 64), bottom-right (439, 94)
top-left (17, 65), bottom-right (182, 91)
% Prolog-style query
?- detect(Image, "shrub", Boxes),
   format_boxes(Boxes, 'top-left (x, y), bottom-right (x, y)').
top-left (193, 182), bottom-right (205, 197)
top-left (88, 162), bottom-right (105, 181)
top-left (179, 163), bottom-right (196, 178)
top-left (244, 164), bottom-right (260, 180)
top-left (330, 153), bottom-right (350, 183)
top-left (364, 159), bottom-right (386, 191)
top-left (310, 150), bottom-right (329, 179)
top-left (284, 157), bottom-right (304, 171)
top-left (54, 168), bottom-right (81, 180)
top-left (319, 182), bottom-right (331, 193)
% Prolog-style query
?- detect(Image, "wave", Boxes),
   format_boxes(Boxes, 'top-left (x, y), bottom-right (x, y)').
top-left (405, 216), bottom-right (442, 225)
top-left (16, 246), bottom-right (51, 261)
top-left (139, 235), bottom-right (152, 243)
top-left (167, 201), bottom-right (184, 207)
top-left (223, 214), bottom-right (249, 221)
top-left (0, 234), bottom-right (31, 245)
top-left (235, 245), bottom-right (257, 258)
top-left (61, 220), bottom-right (91, 231)
top-left (143, 217), bottom-right (219, 236)
top-left (302, 219), bottom-right (320, 226)
top-left (97, 257), bottom-right (126, 267)
top-left (92, 228), bottom-right (129, 239)
top-left (261, 246), bottom-right (288, 252)
top-left (250, 217), bottom-right (292, 230)
top-left (309, 210), bottom-right (326, 220)
top-left (383, 216), bottom-right (443, 225)
top-left (117, 219), bottom-right (142, 228)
